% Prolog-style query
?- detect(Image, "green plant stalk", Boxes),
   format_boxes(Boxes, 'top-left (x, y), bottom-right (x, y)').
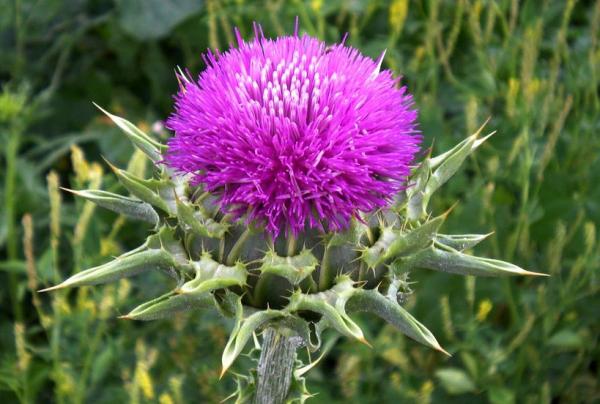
top-left (505, 130), bottom-right (535, 327)
top-left (13, 0), bottom-right (24, 79)
top-left (286, 233), bottom-right (297, 256)
top-left (227, 227), bottom-right (251, 265)
top-left (50, 297), bottom-right (64, 404)
top-left (253, 273), bottom-right (272, 308)
top-left (75, 302), bottom-right (109, 404)
top-left (301, 273), bottom-right (318, 293)
top-left (47, 171), bottom-right (65, 404)
top-left (5, 127), bottom-right (23, 322)
top-left (358, 262), bottom-right (367, 283)
top-left (318, 242), bottom-right (331, 291)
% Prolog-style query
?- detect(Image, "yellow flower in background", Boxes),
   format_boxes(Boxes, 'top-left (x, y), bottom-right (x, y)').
top-left (476, 299), bottom-right (493, 322)
top-left (390, 0), bottom-right (409, 36)
top-left (311, 0), bottom-right (322, 12)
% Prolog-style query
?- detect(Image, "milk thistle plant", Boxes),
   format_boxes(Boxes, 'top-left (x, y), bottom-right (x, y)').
top-left (42, 21), bottom-right (546, 403)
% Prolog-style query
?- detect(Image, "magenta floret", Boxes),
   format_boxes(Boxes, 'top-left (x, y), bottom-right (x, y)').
top-left (165, 24), bottom-right (421, 236)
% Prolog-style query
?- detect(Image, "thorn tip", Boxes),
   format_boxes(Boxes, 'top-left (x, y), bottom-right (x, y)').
top-left (358, 337), bottom-right (372, 348)
top-left (437, 345), bottom-right (452, 357)
top-left (37, 284), bottom-right (64, 293)
top-left (523, 270), bottom-right (550, 277)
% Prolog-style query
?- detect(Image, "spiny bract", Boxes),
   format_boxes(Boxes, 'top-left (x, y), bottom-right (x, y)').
top-left (41, 23), bottom-right (546, 396)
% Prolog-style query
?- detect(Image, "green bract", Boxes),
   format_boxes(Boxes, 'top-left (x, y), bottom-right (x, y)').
top-left (41, 108), bottom-right (547, 396)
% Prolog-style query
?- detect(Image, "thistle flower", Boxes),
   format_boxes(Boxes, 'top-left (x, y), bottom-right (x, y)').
top-left (43, 21), bottom-right (547, 403)
top-left (165, 23), bottom-right (421, 235)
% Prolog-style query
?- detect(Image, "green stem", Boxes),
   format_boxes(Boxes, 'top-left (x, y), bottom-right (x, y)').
top-left (286, 233), bottom-right (297, 257)
top-left (226, 228), bottom-right (251, 265)
top-left (75, 304), bottom-right (109, 404)
top-left (502, 278), bottom-right (520, 327)
top-left (365, 226), bottom-right (374, 246)
top-left (218, 237), bottom-right (226, 262)
top-left (13, 0), bottom-right (24, 79)
top-left (51, 296), bottom-right (64, 404)
top-left (47, 171), bottom-right (64, 404)
top-left (253, 273), bottom-right (272, 308)
top-left (301, 274), bottom-right (318, 293)
top-left (358, 262), bottom-right (367, 283)
top-left (318, 242), bottom-right (332, 291)
top-left (5, 127), bottom-right (23, 322)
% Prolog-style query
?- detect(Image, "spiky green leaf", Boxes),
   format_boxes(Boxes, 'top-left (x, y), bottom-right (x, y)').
top-left (39, 248), bottom-right (176, 291)
top-left (259, 249), bottom-right (318, 285)
top-left (106, 161), bottom-right (173, 213)
top-left (94, 103), bottom-right (165, 162)
top-left (121, 290), bottom-right (213, 320)
top-left (176, 198), bottom-right (228, 238)
top-left (347, 288), bottom-right (448, 354)
top-left (396, 243), bottom-right (547, 277)
top-left (65, 188), bottom-right (159, 224)
top-left (405, 158), bottom-right (431, 220)
top-left (327, 218), bottom-right (370, 247)
top-left (179, 252), bottom-right (246, 295)
top-left (362, 212), bottom-right (447, 268)
top-left (287, 279), bottom-right (367, 344)
top-left (221, 297), bottom-right (286, 376)
top-left (426, 122), bottom-right (494, 197)
top-left (361, 227), bottom-right (397, 268)
top-left (435, 233), bottom-right (492, 251)
top-left (273, 315), bottom-right (319, 351)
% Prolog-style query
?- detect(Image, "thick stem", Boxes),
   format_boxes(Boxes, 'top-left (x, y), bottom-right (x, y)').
top-left (254, 328), bottom-right (303, 404)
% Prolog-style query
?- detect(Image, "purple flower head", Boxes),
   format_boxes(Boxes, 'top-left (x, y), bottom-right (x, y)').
top-left (165, 23), bottom-right (421, 236)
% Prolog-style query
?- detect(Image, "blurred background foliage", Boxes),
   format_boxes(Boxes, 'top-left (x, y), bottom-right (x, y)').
top-left (0, 0), bottom-right (599, 402)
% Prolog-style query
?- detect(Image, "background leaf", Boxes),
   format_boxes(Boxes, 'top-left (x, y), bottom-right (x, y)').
top-left (116, 0), bottom-right (203, 40)
top-left (435, 368), bottom-right (477, 395)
